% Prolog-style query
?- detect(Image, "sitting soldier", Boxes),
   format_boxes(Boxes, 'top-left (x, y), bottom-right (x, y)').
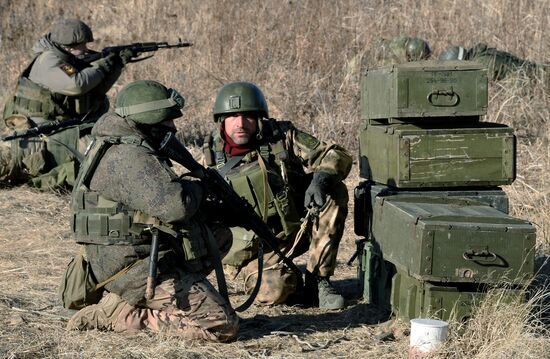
top-left (200, 82), bottom-right (352, 309)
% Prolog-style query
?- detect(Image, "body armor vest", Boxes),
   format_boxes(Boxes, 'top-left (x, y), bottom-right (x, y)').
top-left (203, 119), bottom-right (305, 237)
top-left (3, 49), bottom-right (105, 124)
top-left (70, 135), bottom-right (153, 245)
top-left (70, 134), bottom-right (208, 262)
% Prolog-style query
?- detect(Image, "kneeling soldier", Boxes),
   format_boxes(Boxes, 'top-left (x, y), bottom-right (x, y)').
top-left (64, 80), bottom-right (238, 341)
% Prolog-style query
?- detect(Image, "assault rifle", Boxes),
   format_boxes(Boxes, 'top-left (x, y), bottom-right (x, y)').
top-left (157, 131), bottom-right (304, 301)
top-left (78, 39), bottom-right (193, 63)
top-left (2, 116), bottom-right (89, 141)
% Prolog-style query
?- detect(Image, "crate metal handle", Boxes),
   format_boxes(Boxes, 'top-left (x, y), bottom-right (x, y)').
top-left (462, 249), bottom-right (497, 262)
top-left (427, 89), bottom-right (459, 107)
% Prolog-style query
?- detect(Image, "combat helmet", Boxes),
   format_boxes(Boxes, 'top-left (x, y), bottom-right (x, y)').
top-left (439, 46), bottom-right (467, 61)
top-left (50, 19), bottom-right (94, 46)
top-left (406, 37), bottom-right (431, 61)
top-left (212, 82), bottom-right (269, 122)
top-left (115, 80), bottom-right (185, 124)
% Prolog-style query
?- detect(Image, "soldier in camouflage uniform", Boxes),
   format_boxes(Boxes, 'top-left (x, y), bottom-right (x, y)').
top-left (65, 80), bottom-right (239, 341)
top-left (0, 18), bottom-right (129, 189)
top-left (201, 82), bottom-right (352, 309)
top-left (372, 36), bottom-right (432, 66)
top-left (439, 44), bottom-right (549, 82)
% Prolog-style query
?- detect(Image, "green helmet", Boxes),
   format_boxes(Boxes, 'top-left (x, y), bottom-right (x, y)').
top-left (439, 46), bottom-right (467, 60)
top-left (212, 82), bottom-right (268, 122)
top-left (406, 37), bottom-right (431, 61)
top-left (115, 80), bottom-right (184, 125)
top-left (50, 19), bottom-right (94, 46)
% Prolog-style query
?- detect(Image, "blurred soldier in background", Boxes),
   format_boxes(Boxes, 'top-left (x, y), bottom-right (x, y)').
top-left (201, 82), bottom-right (352, 309)
top-left (0, 18), bottom-right (131, 189)
top-left (373, 36), bottom-right (432, 66)
top-left (439, 43), bottom-right (549, 82)
top-left (65, 80), bottom-right (238, 341)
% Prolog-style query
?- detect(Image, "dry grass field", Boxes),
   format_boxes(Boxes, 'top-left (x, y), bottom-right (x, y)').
top-left (0, 0), bottom-right (549, 358)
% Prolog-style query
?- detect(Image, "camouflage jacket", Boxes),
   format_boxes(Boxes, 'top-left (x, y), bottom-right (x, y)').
top-left (77, 113), bottom-right (205, 305)
top-left (202, 118), bottom-right (352, 236)
top-left (1, 35), bottom-right (122, 189)
top-left (466, 43), bottom-right (547, 81)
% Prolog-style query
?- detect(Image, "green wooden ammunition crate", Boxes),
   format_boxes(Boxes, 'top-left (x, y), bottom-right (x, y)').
top-left (390, 268), bottom-right (524, 321)
top-left (358, 122), bottom-right (516, 188)
top-left (361, 60), bottom-right (488, 120)
top-left (372, 196), bottom-right (536, 284)
top-left (353, 181), bottom-right (509, 237)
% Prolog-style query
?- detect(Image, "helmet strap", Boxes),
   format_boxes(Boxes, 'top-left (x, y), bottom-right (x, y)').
top-left (115, 88), bottom-right (184, 117)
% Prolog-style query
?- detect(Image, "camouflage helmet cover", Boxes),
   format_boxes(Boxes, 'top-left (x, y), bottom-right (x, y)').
top-left (439, 46), bottom-right (467, 60)
top-left (50, 18), bottom-right (94, 46)
top-left (115, 80), bottom-right (184, 125)
top-left (405, 37), bottom-right (431, 61)
top-left (212, 81), bottom-right (269, 122)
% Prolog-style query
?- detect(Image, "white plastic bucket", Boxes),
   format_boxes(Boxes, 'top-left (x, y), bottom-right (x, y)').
top-left (409, 318), bottom-right (449, 354)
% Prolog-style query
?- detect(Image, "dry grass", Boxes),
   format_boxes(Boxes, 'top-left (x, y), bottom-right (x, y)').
top-left (0, 0), bottom-right (549, 358)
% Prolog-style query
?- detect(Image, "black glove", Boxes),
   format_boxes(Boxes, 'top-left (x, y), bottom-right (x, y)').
top-left (304, 171), bottom-right (334, 209)
top-left (118, 48), bottom-right (137, 65)
top-left (95, 52), bottom-right (121, 74)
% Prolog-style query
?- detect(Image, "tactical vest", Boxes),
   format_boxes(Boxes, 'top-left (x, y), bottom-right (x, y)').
top-left (203, 119), bottom-right (304, 237)
top-left (70, 134), bottom-right (207, 261)
top-left (3, 48), bottom-right (105, 124)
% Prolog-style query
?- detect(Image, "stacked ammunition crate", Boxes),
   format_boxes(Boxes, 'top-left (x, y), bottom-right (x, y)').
top-left (354, 60), bottom-right (536, 321)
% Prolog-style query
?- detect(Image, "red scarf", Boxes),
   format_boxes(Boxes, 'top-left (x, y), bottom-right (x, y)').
top-left (222, 127), bottom-right (256, 156)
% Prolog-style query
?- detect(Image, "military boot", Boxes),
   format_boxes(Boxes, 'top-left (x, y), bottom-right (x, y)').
top-left (66, 292), bottom-right (130, 331)
top-left (304, 271), bottom-right (345, 310)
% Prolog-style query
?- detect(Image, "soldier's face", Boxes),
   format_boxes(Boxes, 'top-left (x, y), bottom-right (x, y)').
top-left (68, 43), bottom-right (89, 56)
top-left (224, 112), bottom-right (258, 145)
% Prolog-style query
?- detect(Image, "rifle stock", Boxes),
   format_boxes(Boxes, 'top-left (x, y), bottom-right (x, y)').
top-left (158, 131), bottom-right (304, 287)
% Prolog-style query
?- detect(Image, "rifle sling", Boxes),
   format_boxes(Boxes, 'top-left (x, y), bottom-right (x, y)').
top-left (217, 154), bottom-right (244, 177)
top-left (202, 223), bottom-right (229, 302)
top-left (234, 241), bottom-right (263, 312)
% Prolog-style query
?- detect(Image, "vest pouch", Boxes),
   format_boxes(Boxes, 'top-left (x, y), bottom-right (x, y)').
top-left (58, 251), bottom-right (103, 309)
top-left (8, 137), bottom-right (47, 179)
top-left (13, 77), bottom-right (56, 119)
top-left (30, 160), bottom-right (77, 190)
top-left (178, 222), bottom-right (208, 261)
top-left (73, 210), bottom-right (142, 245)
top-left (222, 227), bottom-right (259, 267)
top-left (227, 161), bottom-right (278, 220)
top-left (46, 126), bottom-right (80, 168)
top-left (273, 187), bottom-right (302, 236)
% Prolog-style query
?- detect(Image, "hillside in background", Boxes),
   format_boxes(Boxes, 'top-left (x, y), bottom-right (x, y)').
top-left (0, 1), bottom-right (548, 358)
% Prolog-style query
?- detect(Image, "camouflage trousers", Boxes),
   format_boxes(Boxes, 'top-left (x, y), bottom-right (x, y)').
top-left (226, 182), bottom-right (349, 305)
top-left (67, 269), bottom-right (239, 342)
